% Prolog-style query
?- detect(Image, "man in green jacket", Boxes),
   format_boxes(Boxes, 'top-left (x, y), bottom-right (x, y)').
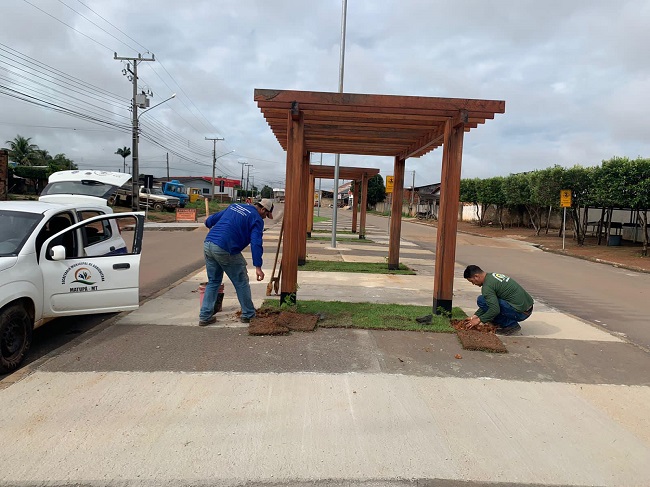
top-left (464, 265), bottom-right (534, 336)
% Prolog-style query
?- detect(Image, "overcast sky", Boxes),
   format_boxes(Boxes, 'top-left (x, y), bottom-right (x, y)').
top-left (2, 0), bottom-right (649, 190)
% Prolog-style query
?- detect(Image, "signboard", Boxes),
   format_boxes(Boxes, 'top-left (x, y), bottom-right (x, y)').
top-left (385, 175), bottom-right (394, 194)
top-left (175, 208), bottom-right (197, 223)
top-left (560, 189), bottom-right (572, 208)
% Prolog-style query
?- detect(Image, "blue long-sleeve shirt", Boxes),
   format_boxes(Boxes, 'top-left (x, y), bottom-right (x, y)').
top-left (204, 204), bottom-right (264, 267)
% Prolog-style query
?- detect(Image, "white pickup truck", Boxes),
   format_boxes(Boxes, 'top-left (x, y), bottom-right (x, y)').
top-left (0, 170), bottom-right (145, 374)
top-left (113, 184), bottom-right (180, 212)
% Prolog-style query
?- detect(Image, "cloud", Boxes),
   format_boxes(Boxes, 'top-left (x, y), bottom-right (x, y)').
top-left (1, 0), bottom-right (649, 190)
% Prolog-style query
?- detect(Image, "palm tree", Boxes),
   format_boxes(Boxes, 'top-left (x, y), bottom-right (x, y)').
top-left (5, 135), bottom-right (39, 165)
top-left (115, 146), bottom-right (131, 173)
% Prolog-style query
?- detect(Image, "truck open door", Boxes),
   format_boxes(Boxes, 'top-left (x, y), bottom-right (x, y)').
top-left (39, 213), bottom-right (145, 317)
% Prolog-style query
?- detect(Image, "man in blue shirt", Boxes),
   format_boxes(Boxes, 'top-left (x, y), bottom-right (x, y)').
top-left (199, 199), bottom-right (274, 326)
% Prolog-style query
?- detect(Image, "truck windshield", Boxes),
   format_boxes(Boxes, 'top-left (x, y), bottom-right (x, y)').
top-left (0, 210), bottom-right (43, 256)
top-left (41, 180), bottom-right (116, 199)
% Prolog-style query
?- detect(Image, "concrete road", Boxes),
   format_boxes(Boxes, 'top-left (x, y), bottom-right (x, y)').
top-left (358, 210), bottom-right (650, 351)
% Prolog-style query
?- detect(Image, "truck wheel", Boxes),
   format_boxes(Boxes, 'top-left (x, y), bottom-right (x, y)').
top-left (153, 202), bottom-right (164, 212)
top-left (0, 304), bottom-right (33, 374)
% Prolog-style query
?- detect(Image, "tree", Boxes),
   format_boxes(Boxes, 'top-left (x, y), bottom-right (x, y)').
top-left (5, 135), bottom-right (39, 165)
top-left (366, 174), bottom-right (386, 207)
top-left (49, 153), bottom-right (77, 172)
top-left (115, 146), bottom-right (131, 173)
top-left (260, 185), bottom-right (273, 198)
top-left (477, 176), bottom-right (506, 228)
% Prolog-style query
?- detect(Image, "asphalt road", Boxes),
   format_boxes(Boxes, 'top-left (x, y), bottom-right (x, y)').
top-left (22, 228), bottom-right (208, 370)
top-left (361, 211), bottom-right (650, 351)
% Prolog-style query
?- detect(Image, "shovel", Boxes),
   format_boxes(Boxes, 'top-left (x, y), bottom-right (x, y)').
top-left (266, 220), bottom-right (284, 296)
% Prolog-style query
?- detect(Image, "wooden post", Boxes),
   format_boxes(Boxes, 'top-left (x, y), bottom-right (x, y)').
top-left (307, 174), bottom-right (315, 237)
top-left (433, 117), bottom-right (465, 314)
top-left (351, 179), bottom-right (359, 233)
top-left (359, 173), bottom-right (368, 239)
top-left (388, 157), bottom-right (405, 270)
top-left (298, 152), bottom-right (310, 265)
top-left (280, 108), bottom-right (304, 305)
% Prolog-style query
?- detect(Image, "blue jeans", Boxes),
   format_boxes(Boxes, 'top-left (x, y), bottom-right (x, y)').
top-left (200, 242), bottom-right (256, 321)
top-left (477, 295), bottom-right (532, 328)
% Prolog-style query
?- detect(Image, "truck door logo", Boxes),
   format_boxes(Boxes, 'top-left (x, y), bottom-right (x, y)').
top-left (72, 268), bottom-right (95, 285)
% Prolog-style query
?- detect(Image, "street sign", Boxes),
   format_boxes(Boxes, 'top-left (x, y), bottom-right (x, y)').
top-left (386, 175), bottom-right (394, 194)
top-left (560, 189), bottom-right (572, 208)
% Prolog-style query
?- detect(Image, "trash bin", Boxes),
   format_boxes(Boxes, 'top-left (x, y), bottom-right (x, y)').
top-left (607, 235), bottom-right (622, 246)
top-left (199, 282), bottom-right (225, 313)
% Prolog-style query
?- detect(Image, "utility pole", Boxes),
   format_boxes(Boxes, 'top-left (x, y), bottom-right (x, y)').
top-left (238, 161), bottom-right (246, 202)
top-left (205, 137), bottom-right (224, 200)
top-left (166, 153), bottom-right (169, 180)
top-left (114, 52), bottom-right (155, 211)
top-left (245, 164), bottom-right (253, 201)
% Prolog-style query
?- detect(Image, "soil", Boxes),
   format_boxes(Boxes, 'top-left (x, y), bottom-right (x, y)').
top-left (249, 308), bottom-right (319, 336)
top-left (430, 220), bottom-right (650, 273)
top-left (451, 318), bottom-right (507, 353)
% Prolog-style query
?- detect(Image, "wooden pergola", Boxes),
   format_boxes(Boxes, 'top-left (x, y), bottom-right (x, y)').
top-left (255, 89), bottom-right (505, 313)
top-left (308, 165), bottom-right (380, 243)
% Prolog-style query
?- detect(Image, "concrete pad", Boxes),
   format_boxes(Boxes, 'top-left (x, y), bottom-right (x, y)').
top-left (1, 371), bottom-right (648, 485)
top-left (516, 311), bottom-right (623, 342)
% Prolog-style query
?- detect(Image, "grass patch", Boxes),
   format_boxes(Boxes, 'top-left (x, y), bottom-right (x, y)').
top-left (313, 216), bottom-right (331, 223)
top-left (262, 299), bottom-right (465, 332)
top-left (308, 236), bottom-right (374, 243)
top-left (299, 260), bottom-right (415, 274)
top-left (311, 229), bottom-right (354, 234)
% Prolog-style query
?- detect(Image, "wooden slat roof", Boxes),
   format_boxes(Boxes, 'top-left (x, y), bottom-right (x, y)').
top-left (255, 89), bottom-right (505, 159)
top-left (310, 164), bottom-right (379, 180)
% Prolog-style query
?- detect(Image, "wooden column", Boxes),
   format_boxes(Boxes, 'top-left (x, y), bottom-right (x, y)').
top-left (351, 179), bottom-right (359, 233)
top-left (433, 117), bottom-right (465, 314)
top-left (307, 174), bottom-right (315, 237)
top-left (359, 173), bottom-right (368, 239)
top-left (280, 108), bottom-right (304, 305)
top-left (388, 157), bottom-right (405, 270)
top-left (298, 152), bottom-right (310, 265)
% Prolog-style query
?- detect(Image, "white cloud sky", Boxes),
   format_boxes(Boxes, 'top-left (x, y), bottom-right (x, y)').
top-left (2, 0), bottom-right (649, 190)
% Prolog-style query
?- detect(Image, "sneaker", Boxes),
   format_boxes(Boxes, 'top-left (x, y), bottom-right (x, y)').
top-left (240, 316), bottom-right (253, 323)
top-left (198, 316), bottom-right (217, 327)
top-left (415, 314), bottom-right (433, 324)
top-left (495, 324), bottom-right (521, 336)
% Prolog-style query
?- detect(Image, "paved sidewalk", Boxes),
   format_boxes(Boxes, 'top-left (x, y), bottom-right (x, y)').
top-left (1, 213), bottom-right (649, 486)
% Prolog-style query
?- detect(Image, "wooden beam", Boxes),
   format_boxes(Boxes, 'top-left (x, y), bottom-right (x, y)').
top-left (307, 175), bottom-right (315, 236)
top-left (433, 119), bottom-right (465, 314)
top-left (351, 179), bottom-right (359, 233)
top-left (298, 151), bottom-right (310, 265)
top-left (359, 173), bottom-right (368, 239)
top-left (388, 156), bottom-right (405, 270)
top-left (280, 110), bottom-right (304, 305)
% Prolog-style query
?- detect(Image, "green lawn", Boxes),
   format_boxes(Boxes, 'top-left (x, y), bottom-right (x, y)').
top-left (262, 299), bottom-right (465, 332)
top-left (300, 260), bottom-right (415, 274)
top-left (313, 216), bottom-right (331, 223)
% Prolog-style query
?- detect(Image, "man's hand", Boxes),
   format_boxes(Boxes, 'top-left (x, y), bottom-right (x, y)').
top-left (255, 267), bottom-right (265, 281)
top-left (467, 315), bottom-right (482, 329)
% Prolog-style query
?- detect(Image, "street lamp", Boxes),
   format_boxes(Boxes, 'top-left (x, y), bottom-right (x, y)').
top-left (130, 93), bottom-right (176, 210)
top-left (211, 149), bottom-right (235, 198)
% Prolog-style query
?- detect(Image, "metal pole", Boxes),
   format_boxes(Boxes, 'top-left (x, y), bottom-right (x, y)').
top-left (238, 161), bottom-right (246, 202)
top-left (410, 170), bottom-right (415, 215)
top-left (205, 137), bottom-right (224, 200)
top-left (331, 0), bottom-right (347, 248)
top-left (562, 207), bottom-right (566, 250)
top-left (166, 152), bottom-right (169, 180)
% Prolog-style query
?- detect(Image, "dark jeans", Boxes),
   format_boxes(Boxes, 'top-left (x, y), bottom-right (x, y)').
top-left (477, 295), bottom-right (532, 328)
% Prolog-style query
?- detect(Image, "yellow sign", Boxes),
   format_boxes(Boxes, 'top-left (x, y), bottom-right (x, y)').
top-left (560, 189), bottom-right (572, 208)
top-left (386, 175), bottom-right (394, 194)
